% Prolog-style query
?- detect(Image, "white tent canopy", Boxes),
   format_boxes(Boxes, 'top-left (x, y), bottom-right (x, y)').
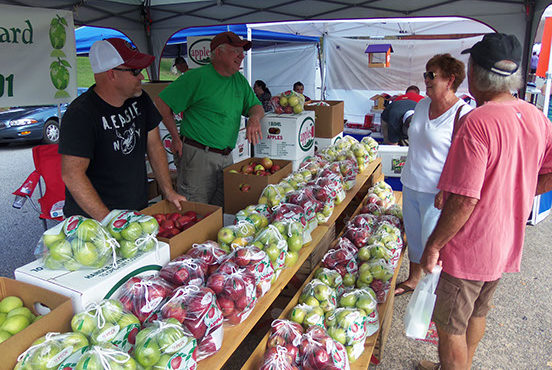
top-left (0, 0), bottom-right (550, 84)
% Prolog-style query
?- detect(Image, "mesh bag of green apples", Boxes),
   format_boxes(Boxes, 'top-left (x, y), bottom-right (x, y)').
top-left (102, 209), bottom-right (160, 259)
top-left (131, 319), bottom-right (198, 369)
top-left (324, 307), bottom-right (370, 364)
top-left (73, 342), bottom-right (139, 370)
top-left (288, 303), bottom-right (325, 330)
top-left (36, 215), bottom-right (119, 271)
top-left (362, 259), bottom-right (396, 303)
top-left (338, 287), bottom-right (379, 336)
top-left (216, 220), bottom-right (257, 252)
top-left (298, 279), bottom-right (338, 314)
top-left (70, 299), bottom-right (141, 354)
top-left (14, 331), bottom-right (89, 370)
top-left (361, 136), bottom-right (379, 162)
top-left (271, 203), bottom-right (311, 244)
top-left (235, 206), bottom-right (270, 234)
top-left (367, 181), bottom-right (396, 207)
top-left (258, 184), bottom-right (286, 210)
top-left (314, 267), bottom-right (345, 297)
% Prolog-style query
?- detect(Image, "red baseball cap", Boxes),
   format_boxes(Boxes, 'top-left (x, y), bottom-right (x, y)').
top-left (210, 31), bottom-right (252, 51)
top-left (89, 38), bottom-right (155, 73)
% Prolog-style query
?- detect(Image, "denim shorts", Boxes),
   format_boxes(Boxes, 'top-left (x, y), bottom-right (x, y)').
top-left (402, 185), bottom-right (441, 263)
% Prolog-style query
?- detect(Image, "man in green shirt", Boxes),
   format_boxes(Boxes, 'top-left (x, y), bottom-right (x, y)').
top-left (155, 31), bottom-right (264, 206)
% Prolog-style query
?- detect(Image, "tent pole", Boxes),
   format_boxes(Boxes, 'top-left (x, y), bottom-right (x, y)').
top-left (520, 0), bottom-right (536, 100)
top-left (247, 26), bottom-right (252, 85)
top-left (321, 35), bottom-right (327, 100)
top-left (543, 33), bottom-right (552, 117)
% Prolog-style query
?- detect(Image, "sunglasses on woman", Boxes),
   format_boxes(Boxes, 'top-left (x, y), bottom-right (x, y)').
top-left (423, 71), bottom-right (438, 80)
top-left (113, 67), bottom-right (143, 76)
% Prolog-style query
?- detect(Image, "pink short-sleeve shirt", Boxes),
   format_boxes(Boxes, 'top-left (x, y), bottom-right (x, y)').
top-left (438, 100), bottom-right (552, 281)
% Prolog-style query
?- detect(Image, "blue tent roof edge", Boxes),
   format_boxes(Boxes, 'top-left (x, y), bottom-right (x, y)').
top-left (76, 25), bottom-right (319, 54)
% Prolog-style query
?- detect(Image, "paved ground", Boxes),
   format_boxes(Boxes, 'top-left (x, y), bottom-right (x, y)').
top-left (2, 143), bottom-right (551, 369)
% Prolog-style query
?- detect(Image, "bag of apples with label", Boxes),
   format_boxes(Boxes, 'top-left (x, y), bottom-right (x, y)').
top-left (224, 245), bottom-right (274, 298)
top-left (159, 254), bottom-right (208, 287)
top-left (251, 224), bottom-right (289, 278)
top-left (235, 206), bottom-right (270, 234)
top-left (265, 319), bottom-right (304, 366)
top-left (186, 240), bottom-right (229, 275)
top-left (102, 209), bottom-right (160, 259)
top-left (216, 220), bottom-right (257, 253)
top-left (271, 202), bottom-right (310, 245)
top-left (338, 288), bottom-right (379, 337)
top-left (271, 90), bottom-right (305, 114)
top-left (132, 319), bottom-right (197, 369)
top-left (158, 285), bottom-right (224, 361)
top-left (15, 331), bottom-right (90, 370)
top-left (314, 267), bottom-right (345, 297)
top-left (300, 326), bottom-right (350, 370)
top-left (70, 299), bottom-right (141, 354)
top-left (363, 259), bottom-right (396, 303)
top-left (260, 345), bottom-right (300, 370)
top-left (258, 184), bottom-right (286, 210)
top-left (288, 303), bottom-right (325, 330)
top-left (206, 260), bottom-right (258, 325)
top-left (325, 307), bottom-right (370, 363)
top-left (298, 279), bottom-right (338, 314)
top-left (36, 215), bottom-right (119, 271)
top-left (321, 242), bottom-right (359, 278)
top-left (118, 276), bottom-right (175, 324)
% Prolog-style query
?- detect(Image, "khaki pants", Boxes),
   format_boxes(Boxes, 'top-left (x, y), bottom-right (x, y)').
top-left (176, 143), bottom-right (234, 206)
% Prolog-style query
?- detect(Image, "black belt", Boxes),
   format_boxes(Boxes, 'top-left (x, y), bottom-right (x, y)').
top-left (182, 137), bottom-right (232, 156)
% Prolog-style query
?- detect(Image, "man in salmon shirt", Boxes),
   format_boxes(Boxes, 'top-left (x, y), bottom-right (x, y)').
top-left (418, 33), bottom-right (552, 370)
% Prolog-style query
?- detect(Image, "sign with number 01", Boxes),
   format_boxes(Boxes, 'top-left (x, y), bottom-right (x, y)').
top-left (0, 4), bottom-right (76, 107)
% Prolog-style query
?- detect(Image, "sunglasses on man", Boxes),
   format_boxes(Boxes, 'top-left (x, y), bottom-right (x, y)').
top-left (113, 67), bottom-right (143, 76)
top-left (423, 71), bottom-right (438, 80)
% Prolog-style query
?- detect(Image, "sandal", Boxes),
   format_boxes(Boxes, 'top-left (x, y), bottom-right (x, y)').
top-left (416, 360), bottom-right (440, 370)
top-left (395, 282), bottom-right (415, 296)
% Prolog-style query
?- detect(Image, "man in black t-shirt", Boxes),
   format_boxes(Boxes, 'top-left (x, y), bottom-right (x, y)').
top-left (59, 38), bottom-right (186, 221)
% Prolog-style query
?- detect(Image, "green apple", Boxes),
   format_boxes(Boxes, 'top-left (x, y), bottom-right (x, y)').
top-left (42, 231), bottom-right (66, 248)
top-left (77, 219), bottom-right (100, 242)
top-left (303, 296), bottom-right (320, 307)
top-left (358, 246), bottom-right (371, 262)
top-left (62, 332), bottom-right (89, 351)
top-left (340, 294), bottom-right (358, 308)
top-left (0, 330), bottom-right (10, 343)
top-left (217, 227), bottom-right (236, 244)
top-left (343, 273), bottom-right (356, 287)
top-left (247, 213), bottom-right (262, 229)
top-left (271, 221), bottom-right (287, 236)
top-left (285, 251), bottom-right (299, 267)
top-left (121, 222), bottom-right (143, 242)
top-left (140, 217), bottom-right (159, 234)
top-left (1, 314), bottom-right (30, 334)
top-left (135, 327), bottom-right (156, 347)
top-left (134, 339), bottom-right (161, 367)
top-left (29, 341), bottom-right (64, 369)
top-left (328, 326), bottom-right (347, 345)
top-left (313, 283), bottom-right (332, 302)
top-left (109, 224), bottom-right (122, 240)
top-left (346, 346), bottom-right (356, 362)
top-left (156, 326), bottom-right (184, 353)
top-left (118, 313), bottom-right (140, 328)
top-left (236, 222), bottom-right (256, 238)
top-left (0, 296), bottom-right (23, 313)
top-left (74, 242), bottom-right (99, 266)
top-left (0, 313), bottom-right (6, 326)
top-left (264, 244), bottom-right (281, 262)
top-left (304, 311), bottom-right (322, 327)
top-left (102, 299), bottom-right (124, 323)
top-left (49, 239), bottom-right (73, 262)
top-left (71, 312), bottom-right (97, 336)
top-left (356, 295), bottom-right (375, 314)
top-left (119, 240), bottom-right (138, 259)
top-left (287, 235), bottom-right (303, 252)
top-left (7, 307), bottom-right (34, 321)
top-left (153, 354), bottom-right (172, 369)
top-left (371, 246), bottom-right (391, 261)
top-left (289, 306), bottom-right (306, 324)
top-left (319, 299), bottom-right (335, 312)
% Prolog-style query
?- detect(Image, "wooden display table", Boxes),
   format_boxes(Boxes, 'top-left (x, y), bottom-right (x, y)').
top-left (197, 160), bottom-right (383, 369)
top-left (243, 190), bottom-right (405, 369)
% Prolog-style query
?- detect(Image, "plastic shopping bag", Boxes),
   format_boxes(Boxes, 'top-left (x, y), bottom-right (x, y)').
top-left (404, 265), bottom-right (442, 339)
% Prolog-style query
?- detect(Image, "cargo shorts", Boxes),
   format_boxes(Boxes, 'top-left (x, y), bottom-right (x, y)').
top-left (432, 271), bottom-right (500, 335)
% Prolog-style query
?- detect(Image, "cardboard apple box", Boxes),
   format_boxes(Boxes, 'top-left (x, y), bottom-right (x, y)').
top-left (141, 200), bottom-right (222, 259)
top-left (15, 242), bottom-right (171, 312)
top-left (304, 101), bottom-right (345, 138)
top-left (0, 278), bottom-right (73, 369)
top-left (223, 157), bottom-right (292, 214)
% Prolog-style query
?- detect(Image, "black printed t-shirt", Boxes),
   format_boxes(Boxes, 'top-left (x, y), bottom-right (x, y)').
top-left (59, 85), bottom-right (161, 218)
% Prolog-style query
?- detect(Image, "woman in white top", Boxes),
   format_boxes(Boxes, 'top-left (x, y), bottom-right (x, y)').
top-left (396, 54), bottom-right (472, 296)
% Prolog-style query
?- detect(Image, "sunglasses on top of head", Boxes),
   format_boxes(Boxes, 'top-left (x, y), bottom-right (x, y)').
top-left (113, 67), bottom-right (143, 76)
top-left (423, 71), bottom-right (438, 80)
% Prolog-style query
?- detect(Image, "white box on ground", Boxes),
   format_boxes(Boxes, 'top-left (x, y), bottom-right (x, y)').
top-left (377, 145), bottom-right (409, 177)
top-left (15, 242), bottom-right (170, 312)
top-left (255, 112), bottom-right (315, 160)
top-left (232, 128), bottom-right (251, 162)
top-left (315, 132), bottom-right (343, 152)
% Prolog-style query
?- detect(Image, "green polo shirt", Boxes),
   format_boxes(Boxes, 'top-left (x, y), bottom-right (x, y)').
top-left (159, 64), bottom-right (261, 149)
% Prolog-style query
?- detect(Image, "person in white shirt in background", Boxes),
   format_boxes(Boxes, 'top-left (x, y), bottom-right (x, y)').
top-left (396, 53), bottom-right (473, 296)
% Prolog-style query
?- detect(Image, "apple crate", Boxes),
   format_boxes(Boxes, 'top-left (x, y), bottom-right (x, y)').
top-left (223, 157), bottom-right (292, 214)
top-left (141, 200), bottom-right (223, 259)
top-left (0, 278), bottom-right (73, 369)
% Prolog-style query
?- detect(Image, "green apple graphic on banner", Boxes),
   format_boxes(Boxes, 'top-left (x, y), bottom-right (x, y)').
top-left (49, 15), bottom-right (71, 98)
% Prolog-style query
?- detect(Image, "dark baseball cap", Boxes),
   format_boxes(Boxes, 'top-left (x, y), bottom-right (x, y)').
top-left (210, 31), bottom-right (252, 51)
top-left (461, 33), bottom-right (521, 76)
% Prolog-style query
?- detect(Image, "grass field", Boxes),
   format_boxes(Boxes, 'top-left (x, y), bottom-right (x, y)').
top-left (77, 56), bottom-right (181, 88)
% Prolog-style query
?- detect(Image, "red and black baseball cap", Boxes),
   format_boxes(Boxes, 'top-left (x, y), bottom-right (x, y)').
top-left (89, 38), bottom-right (155, 73)
top-left (210, 31), bottom-right (252, 51)
top-left (461, 33), bottom-right (521, 76)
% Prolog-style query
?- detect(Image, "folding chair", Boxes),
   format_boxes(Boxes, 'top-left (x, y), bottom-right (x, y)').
top-left (13, 144), bottom-right (65, 230)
